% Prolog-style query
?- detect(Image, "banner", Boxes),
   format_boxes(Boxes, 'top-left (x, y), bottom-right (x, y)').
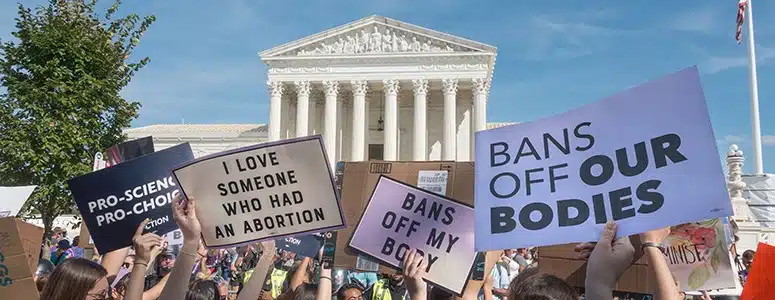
top-left (474, 67), bottom-right (732, 250)
top-left (665, 218), bottom-right (737, 291)
top-left (277, 235), bottom-right (324, 258)
top-left (349, 176), bottom-right (476, 296)
top-left (0, 186), bottom-right (37, 217)
top-left (173, 135), bottom-right (345, 248)
top-left (104, 136), bottom-right (155, 167)
top-left (68, 143), bottom-right (194, 253)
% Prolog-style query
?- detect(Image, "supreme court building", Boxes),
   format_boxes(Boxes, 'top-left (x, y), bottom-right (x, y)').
top-left (127, 16), bottom-right (515, 161)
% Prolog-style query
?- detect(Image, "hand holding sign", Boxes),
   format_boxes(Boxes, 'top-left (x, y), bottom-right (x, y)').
top-left (133, 219), bottom-right (163, 265)
top-left (402, 249), bottom-right (429, 297)
top-left (585, 222), bottom-right (635, 299)
top-left (172, 194), bottom-right (201, 245)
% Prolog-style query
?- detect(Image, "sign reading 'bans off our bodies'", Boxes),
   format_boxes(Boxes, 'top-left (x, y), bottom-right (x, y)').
top-left (173, 136), bottom-right (345, 248)
top-left (349, 176), bottom-right (476, 296)
top-left (474, 67), bottom-right (733, 251)
top-left (68, 143), bottom-right (194, 253)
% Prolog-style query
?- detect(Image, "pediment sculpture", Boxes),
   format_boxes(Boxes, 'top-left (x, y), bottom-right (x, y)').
top-left (294, 25), bottom-right (466, 56)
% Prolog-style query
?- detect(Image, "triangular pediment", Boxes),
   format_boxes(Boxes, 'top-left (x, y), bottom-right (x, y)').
top-left (260, 15), bottom-right (496, 59)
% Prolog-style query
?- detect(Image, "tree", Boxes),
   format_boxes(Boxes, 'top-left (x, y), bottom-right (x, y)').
top-left (0, 0), bottom-right (155, 235)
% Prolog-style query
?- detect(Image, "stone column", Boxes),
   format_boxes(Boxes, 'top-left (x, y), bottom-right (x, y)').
top-left (442, 78), bottom-right (458, 161)
top-left (294, 81), bottom-right (311, 137)
top-left (267, 81), bottom-right (284, 141)
top-left (727, 144), bottom-right (750, 222)
top-left (336, 93), bottom-right (345, 161)
top-left (472, 78), bottom-right (489, 132)
top-left (412, 79), bottom-right (429, 161)
top-left (323, 81), bottom-right (339, 166)
top-left (351, 80), bottom-right (368, 161)
top-left (383, 79), bottom-right (400, 161)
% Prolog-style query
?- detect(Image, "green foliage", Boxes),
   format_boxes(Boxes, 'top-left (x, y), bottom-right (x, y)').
top-left (0, 0), bottom-right (155, 232)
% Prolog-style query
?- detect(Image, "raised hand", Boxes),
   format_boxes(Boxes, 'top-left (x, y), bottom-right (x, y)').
top-left (640, 227), bottom-right (671, 244)
top-left (402, 249), bottom-right (428, 298)
top-left (132, 219), bottom-right (163, 266)
top-left (172, 193), bottom-right (201, 242)
top-left (586, 222), bottom-right (635, 290)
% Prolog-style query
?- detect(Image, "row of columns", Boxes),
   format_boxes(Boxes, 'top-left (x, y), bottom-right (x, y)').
top-left (267, 78), bottom-right (490, 164)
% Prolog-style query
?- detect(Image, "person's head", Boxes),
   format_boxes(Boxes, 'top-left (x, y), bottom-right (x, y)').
top-left (122, 254), bottom-right (135, 271)
top-left (507, 271), bottom-right (577, 300)
top-left (40, 258), bottom-right (109, 300)
top-left (336, 283), bottom-right (364, 300)
top-left (388, 270), bottom-right (404, 286)
top-left (57, 239), bottom-right (72, 251)
top-left (742, 250), bottom-right (756, 270)
top-left (156, 251), bottom-right (176, 276)
top-left (185, 279), bottom-right (222, 300)
top-left (516, 248), bottom-right (528, 255)
top-left (51, 227), bottom-right (64, 241)
top-left (294, 283), bottom-right (319, 300)
top-left (504, 249), bottom-right (517, 258)
top-left (73, 236), bottom-right (81, 247)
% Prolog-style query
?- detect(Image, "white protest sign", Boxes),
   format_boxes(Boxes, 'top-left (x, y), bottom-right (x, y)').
top-left (474, 67), bottom-right (733, 250)
top-left (417, 171), bottom-right (448, 195)
top-left (0, 186), bottom-right (37, 217)
top-left (172, 136), bottom-right (346, 248)
top-left (349, 176), bottom-right (476, 296)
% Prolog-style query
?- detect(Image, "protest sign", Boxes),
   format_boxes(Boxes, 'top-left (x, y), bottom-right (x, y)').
top-left (68, 143), bottom-right (194, 253)
top-left (474, 66), bottom-right (732, 250)
top-left (104, 136), bottom-right (155, 167)
top-left (0, 217), bottom-right (44, 300)
top-left (0, 186), bottom-right (37, 217)
top-left (349, 176), bottom-right (476, 295)
top-left (277, 235), bottom-right (324, 258)
top-left (173, 135), bottom-right (345, 248)
top-left (665, 218), bottom-right (737, 291)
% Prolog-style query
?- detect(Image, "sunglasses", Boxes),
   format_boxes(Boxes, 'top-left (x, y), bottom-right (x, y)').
top-left (87, 289), bottom-right (110, 300)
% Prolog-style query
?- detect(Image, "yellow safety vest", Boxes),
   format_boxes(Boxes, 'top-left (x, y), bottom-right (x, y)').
top-left (243, 269), bottom-right (255, 284)
top-left (372, 280), bottom-right (405, 300)
top-left (270, 268), bottom-right (289, 298)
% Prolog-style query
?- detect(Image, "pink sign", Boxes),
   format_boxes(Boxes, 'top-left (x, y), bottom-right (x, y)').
top-left (348, 176), bottom-right (476, 296)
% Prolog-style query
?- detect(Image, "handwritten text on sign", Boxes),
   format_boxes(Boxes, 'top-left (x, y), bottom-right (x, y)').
top-left (349, 176), bottom-right (476, 296)
top-left (173, 136), bottom-right (345, 248)
top-left (474, 67), bottom-right (733, 250)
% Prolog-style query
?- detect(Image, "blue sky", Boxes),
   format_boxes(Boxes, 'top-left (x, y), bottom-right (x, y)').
top-left (1, 0), bottom-right (774, 173)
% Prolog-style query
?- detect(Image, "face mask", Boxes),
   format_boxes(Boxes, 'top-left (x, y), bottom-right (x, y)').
top-left (525, 253), bottom-right (533, 260)
top-left (509, 253), bottom-right (517, 259)
top-left (159, 266), bottom-right (172, 275)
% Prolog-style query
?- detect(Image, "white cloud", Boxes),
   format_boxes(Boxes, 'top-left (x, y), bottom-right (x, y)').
top-left (701, 45), bottom-right (775, 74)
top-left (666, 7), bottom-right (718, 34)
top-left (721, 135), bottom-right (775, 146)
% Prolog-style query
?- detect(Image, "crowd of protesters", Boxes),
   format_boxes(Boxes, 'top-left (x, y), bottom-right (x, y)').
top-left (30, 195), bottom-right (755, 300)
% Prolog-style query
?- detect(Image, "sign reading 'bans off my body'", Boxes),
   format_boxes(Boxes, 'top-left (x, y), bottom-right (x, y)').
top-left (474, 67), bottom-right (733, 251)
top-left (349, 176), bottom-right (476, 296)
top-left (173, 136), bottom-right (345, 248)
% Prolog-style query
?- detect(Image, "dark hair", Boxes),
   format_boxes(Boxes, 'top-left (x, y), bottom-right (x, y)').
top-left (114, 274), bottom-right (131, 298)
top-left (743, 250), bottom-right (756, 260)
top-left (186, 279), bottom-right (221, 300)
top-left (429, 286), bottom-right (454, 300)
top-left (294, 283), bottom-right (319, 300)
top-left (507, 272), bottom-right (577, 300)
top-left (336, 283), bottom-right (363, 300)
top-left (35, 274), bottom-right (49, 292)
top-left (39, 258), bottom-right (108, 300)
top-left (73, 236), bottom-right (80, 247)
top-left (511, 266), bottom-right (539, 285)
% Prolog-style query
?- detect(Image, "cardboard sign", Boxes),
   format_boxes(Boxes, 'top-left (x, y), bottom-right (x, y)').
top-left (0, 217), bottom-right (44, 300)
top-left (474, 67), bottom-right (732, 250)
top-left (349, 176), bottom-right (477, 296)
top-left (417, 171), bottom-right (448, 195)
top-left (68, 143), bottom-right (194, 253)
top-left (665, 218), bottom-right (737, 291)
top-left (277, 235), bottom-right (324, 258)
top-left (173, 135), bottom-right (345, 248)
top-left (321, 231), bottom-right (337, 269)
top-left (0, 186), bottom-right (37, 217)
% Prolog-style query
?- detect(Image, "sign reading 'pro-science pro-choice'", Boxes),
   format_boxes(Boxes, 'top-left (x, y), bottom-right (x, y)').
top-left (173, 136), bottom-right (346, 248)
top-left (68, 143), bottom-right (194, 253)
top-left (349, 176), bottom-right (476, 296)
top-left (474, 67), bottom-right (733, 251)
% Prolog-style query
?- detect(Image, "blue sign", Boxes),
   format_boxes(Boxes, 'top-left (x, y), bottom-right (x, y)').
top-left (277, 234), bottom-right (324, 258)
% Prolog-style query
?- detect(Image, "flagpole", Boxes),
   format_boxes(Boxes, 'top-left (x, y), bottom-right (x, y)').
top-left (745, 0), bottom-right (764, 175)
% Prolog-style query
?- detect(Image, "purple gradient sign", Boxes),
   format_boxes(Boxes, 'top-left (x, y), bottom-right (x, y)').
top-left (349, 176), bottom-right (476, 296)
top-left (474, 66), bottom-right (733, 251)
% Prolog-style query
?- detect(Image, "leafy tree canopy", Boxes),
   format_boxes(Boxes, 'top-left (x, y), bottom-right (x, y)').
top-left (0, 0), bottom-right (155, 233)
